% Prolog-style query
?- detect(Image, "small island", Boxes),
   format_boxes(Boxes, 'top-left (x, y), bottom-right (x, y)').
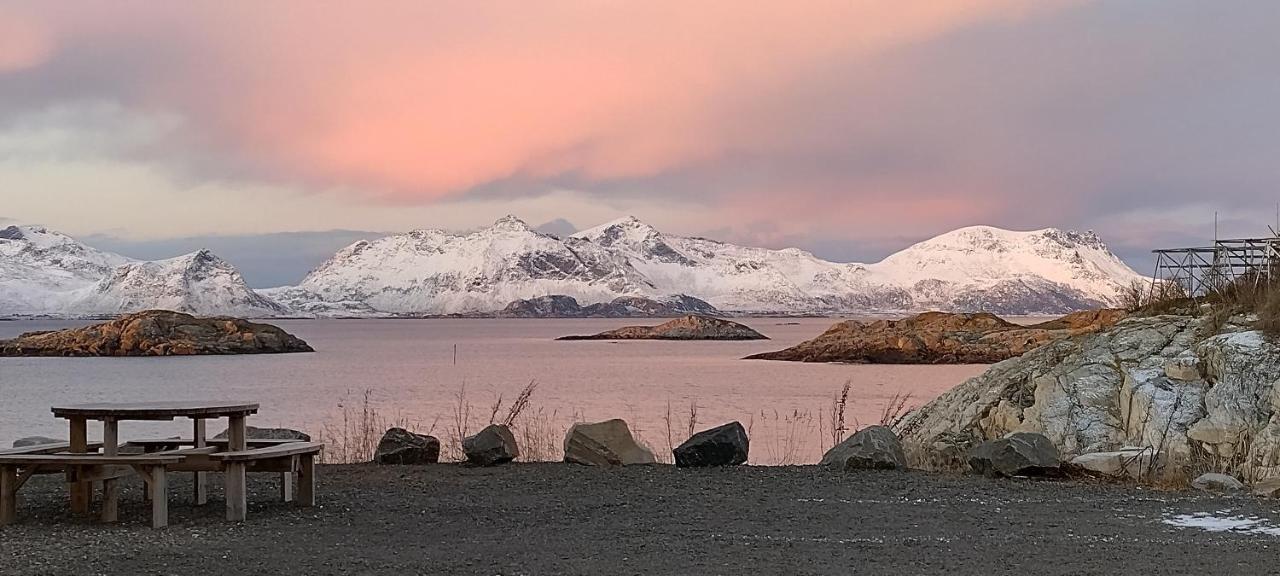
top-left (745, 309), bottom-right (1125, 364)
top-left (557, 315), bottom-right (768, 341)
top-left (0, 310), bottom-right (314, 357)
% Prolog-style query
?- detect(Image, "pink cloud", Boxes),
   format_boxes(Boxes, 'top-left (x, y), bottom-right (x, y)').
top-left (0, 11), bottom-right (52, 73)
top-left (7, 1), bottom-right (1076, 200)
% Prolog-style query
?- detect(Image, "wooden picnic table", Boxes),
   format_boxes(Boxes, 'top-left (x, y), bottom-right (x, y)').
top-left (50, 401), bottom-right (259, 522)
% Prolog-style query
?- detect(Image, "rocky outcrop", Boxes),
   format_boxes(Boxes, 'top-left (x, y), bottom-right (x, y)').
top-left (563, 419), bottom-right (656, 466)
top-left (214, 426), bottom-right (311, 441)
top-left (500, 295), bottom-right (720, 318)
top-left (12, 436), bottom-right (60, 448)
top-left (746, 310), bottom-right (1125, 364)
top-left (896, 313), bottom-right (1280, 480)
top-left (819, 426), bottom-right (908, 471)
top-left (374, 428), bottom-right (441, 465)
top-left (463, 424), bottom-right (519, 466)
top-left (558, 315), bottom-right (767, 341)
top-left (0, 310), bottom-right (314, 356)
top-left (968, 432), bottom-right (1061, 477)
top-left (673, 422), bottom-right (749, 467)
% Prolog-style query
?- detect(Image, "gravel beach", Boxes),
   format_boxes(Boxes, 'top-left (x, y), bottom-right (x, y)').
top-left (3, 464), bottom-right (1278, 575)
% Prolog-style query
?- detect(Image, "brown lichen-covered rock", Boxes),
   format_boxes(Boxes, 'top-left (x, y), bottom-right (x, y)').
top-left (745, 309), bottom-right (1125, 364)
top-left (557, 315), bottom-right (767, 341)
top-left (0, 310), bottom-right (313, 356)
top-left (375, 428), bottom-right (441, 465)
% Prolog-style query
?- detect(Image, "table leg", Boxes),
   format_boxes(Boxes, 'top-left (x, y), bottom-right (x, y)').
top-left (226, 462), bottom-right (246, 522)
top-left (68, 417), bottom-right (90, 514)
top-left (298, 454), bottom-right (315, 507)
top-left (226, 414), bottom-right (248, 521)
top-left (1, 465), bottom-right (16, 525)
top-left (193, 419), bottom-right (207, 505)
top-left (100, 419), bottom-right (119, 522)
top-left (150, 466), bottom-right (168, 529)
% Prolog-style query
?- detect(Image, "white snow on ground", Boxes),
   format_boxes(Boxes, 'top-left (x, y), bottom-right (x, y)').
top-left (1164, 512), bottom-right (1280, 536)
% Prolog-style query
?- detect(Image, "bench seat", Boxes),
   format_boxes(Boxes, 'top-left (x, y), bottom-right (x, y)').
top-left (1, 453), bottom-right (184, 528)
top-left (128, 438), bottom-right (303, 450)
top-left (0, 441), bottom-right (105, 456)
top-left (211, 442), bottom-right (322, 519)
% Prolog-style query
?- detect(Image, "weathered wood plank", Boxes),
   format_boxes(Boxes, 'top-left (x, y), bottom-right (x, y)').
top-left (68, 417), bottom-right (89, 514)
top-left (52, 401), bottom-right (259, 420)
top-left (193, 419), bottom-right (207, 506)
top-left (225, 462), bottom-right (247, 522)
top-left (0, 454), bottom-right (184, 466)
top-left (298, 454), bottom-right (315, 507)
top-left (150, 466), bottom-right (168, 529)
top-left (211, 442), bottom-right (323, 462)
top-left (1, 465), bottom-right (16, 525)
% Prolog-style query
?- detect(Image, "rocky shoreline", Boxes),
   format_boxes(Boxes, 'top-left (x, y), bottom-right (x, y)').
top-left (557, 314), bottom-right (768, 340)
top-left (0, 310), bottom-right (313, 356)
top-left (747, 309), bottom-right (1126, 364)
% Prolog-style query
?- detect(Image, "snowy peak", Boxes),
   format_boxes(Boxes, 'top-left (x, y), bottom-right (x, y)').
top-left (488, 214), bottom-right (535, 234)
top-left (71, 249), bottom-right (288, 317)
top-left (572, 216), bottom-right (693, 265)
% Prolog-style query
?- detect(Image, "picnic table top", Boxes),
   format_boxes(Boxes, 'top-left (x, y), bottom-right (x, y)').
top-left (51, 401), bottom-right (260, 420)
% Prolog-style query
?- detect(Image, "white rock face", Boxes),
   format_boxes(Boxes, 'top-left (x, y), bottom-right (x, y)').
top-left (67, 250), bottom-right (289, 318)
top-left (291, 216), bottom-right (1146, 316)
top-left (897, 314), bottom-right (1280, 479)
top-left (0, 225), bottom-right (131, 315)
top-left (0, 224), bottom-right (289, 318)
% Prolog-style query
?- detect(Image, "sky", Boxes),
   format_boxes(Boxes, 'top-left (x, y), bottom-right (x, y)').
top-left (2, 1), bottom-right (1280, 287)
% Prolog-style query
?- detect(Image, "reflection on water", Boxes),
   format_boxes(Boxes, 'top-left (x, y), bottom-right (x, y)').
top-left (0, 318), bottom-right (987, 464)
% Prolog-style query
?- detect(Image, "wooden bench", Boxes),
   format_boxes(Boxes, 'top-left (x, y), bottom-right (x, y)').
top-left (127, 438), bottom-right (303, 452)
top-left (0, 441), bottom-right (105, 456)
top-left (0, 453), bottom-right (184, 528)
top-left (210, 442), bottom-right (322, 521)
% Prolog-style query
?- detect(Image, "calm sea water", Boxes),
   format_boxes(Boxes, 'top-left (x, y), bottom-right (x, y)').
top-left (0, 318), bottom-right (988, 464)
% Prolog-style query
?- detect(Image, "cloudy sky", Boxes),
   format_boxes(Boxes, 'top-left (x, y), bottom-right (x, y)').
top-left (2, 1), bottom-right (1279, 286)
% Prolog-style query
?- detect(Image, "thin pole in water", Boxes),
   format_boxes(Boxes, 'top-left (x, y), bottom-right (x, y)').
top-left (453, 344), bottom-right (457, 365)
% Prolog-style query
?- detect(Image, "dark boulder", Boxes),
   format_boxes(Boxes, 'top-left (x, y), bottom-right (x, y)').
top-left (463, 424), bottom-right (519, 466)
top-left (12, 436), bottom-right (61, 448)
top-left (214, 426), bottom-right (311, 441)
top-left (374, 427), bottom-right (441, 465)
top-left (674, 422), bottom-right (749, 467)
top-left (968, 432), bottom-right (1061, 477)
top-left (819, 425), bottom-right (908, 471)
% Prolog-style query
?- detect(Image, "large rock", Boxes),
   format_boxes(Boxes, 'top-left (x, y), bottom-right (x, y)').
top-left (214, 426), bottom-right (311, 441)
top-left (463, 424), bottom-right (519, 466)
top-left (1069, 448), bottom-right (1156, 479)
top-left (968, 432), bottom-right (1061, 477)
top-left (1191, 472), bottom-right (1245, 492)
top-left (819, 425), bottom-right (908, 471)
top-left (674, 422), bottom-right (749, 467)
top-left (0, 310), bottom-right (314, 356)
top-left (895, 314), bottom-right (1280, 480)
top-left (374, 428), bottom-right (441, 465)
top-left (12, 436), bottom-right (61, 448)
top-left (558, 315), bottom-right (767, 341)
top-left (1252, 477), bottom-right (1280, 497)
top-left (563, 419), bottom-right (656, 466)
top-left (747, 309), bottom-right (1125, 364)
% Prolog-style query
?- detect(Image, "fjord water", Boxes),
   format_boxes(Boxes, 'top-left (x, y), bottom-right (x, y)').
top-left (0, 318), bottom-right (986, 464)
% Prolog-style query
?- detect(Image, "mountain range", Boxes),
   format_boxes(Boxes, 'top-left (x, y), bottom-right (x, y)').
top-left (0, 217), bottom-right (1146, 318)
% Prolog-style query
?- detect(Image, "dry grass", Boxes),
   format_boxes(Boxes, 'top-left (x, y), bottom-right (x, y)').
top-left (879, 390), bottom-right (915, 427)
top-left (317, 389), bottom-right (433, 464)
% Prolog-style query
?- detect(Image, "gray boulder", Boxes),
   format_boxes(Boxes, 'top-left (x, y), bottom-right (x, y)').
top-left (1191, 472), bottom-right (1245, 492)
top-left (12, 436), bottom-right (61, 448)
top-left (375, 427), bottom-right (441, 465)
top-left (563, 419), bottom-right (656, 466)
top-left (968, 432), bottom-right (1061, 477)
top-left (215, 426), bottom-right (311, 441)
top-left (463, 424), bottom-right (519, 466)
top-left (820, 425), bottom-right (908, 471)
top-left (674, 422), bottom-right (749, 467)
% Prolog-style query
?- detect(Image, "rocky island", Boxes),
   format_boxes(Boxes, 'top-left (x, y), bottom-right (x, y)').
top-left (497, 294), bottom-right (719, 318)
top-left (746, 309), bottom-right (1125, 364)
top-left (0, 310), bottom-right (314, 356)
top-left (557, 315), bottom-right (767, 341)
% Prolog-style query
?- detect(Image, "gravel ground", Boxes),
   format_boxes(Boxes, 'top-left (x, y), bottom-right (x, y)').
top-left (3, 464), bottom-right (1280, 575)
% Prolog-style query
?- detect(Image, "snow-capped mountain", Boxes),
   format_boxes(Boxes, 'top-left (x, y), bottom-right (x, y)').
top-left (0, 225), bottom-right (288, 318)
top-left (67, 250), bottom-right (288, 318)
top-left (295, 215), bottom-right (654, 314)
top-left (1, 216), bottom-right (1146, 318)
top-left (292, 215), bottom-right (1145, 315)
top-left (0, 225), bottom-right (132, 315)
